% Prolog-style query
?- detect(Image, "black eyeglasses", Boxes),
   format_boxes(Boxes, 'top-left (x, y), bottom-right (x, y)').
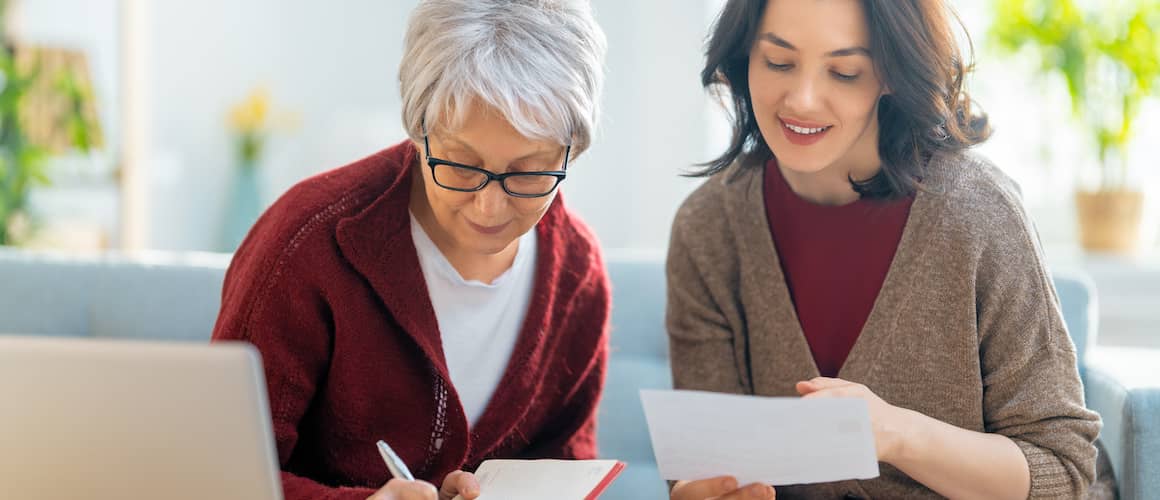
top-left (423, 134), bottom-right (569, 198)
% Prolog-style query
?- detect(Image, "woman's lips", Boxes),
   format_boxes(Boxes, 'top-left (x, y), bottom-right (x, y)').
top-left (467, 219), bottom-right (510, 235)
top-left (780, 117), bottom-right (832, 146)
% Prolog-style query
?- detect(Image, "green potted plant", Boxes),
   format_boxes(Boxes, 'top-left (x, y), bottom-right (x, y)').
top-left (0, 45), bottom-right (48, 245)
top-left (0, 1), bottom-right (99, 246)
top-left (990, 0), bottom-right (1160, 253)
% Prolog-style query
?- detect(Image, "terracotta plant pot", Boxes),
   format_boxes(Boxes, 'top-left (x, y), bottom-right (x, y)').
top-left (1075, 190), bottom-right (1145, 254)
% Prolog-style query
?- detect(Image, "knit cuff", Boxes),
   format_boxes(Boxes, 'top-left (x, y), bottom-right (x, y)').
top-left (1014, 438), bottom-right (1078, 498)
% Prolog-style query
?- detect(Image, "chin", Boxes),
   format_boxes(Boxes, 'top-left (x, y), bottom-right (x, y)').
top-left (458, 233), bottom-right (517, 256)
top-left (773, 150), bottom-right (835, 174)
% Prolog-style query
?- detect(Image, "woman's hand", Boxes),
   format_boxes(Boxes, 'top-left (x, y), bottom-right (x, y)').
top-left (671, 475), bottom-right (775, 500)
top-left (366, 470), bottom-right (480, 500)
top-left (796, 377), bottom-right (907, 463)
top-left (366, 478), bottom-right (438, 500)
top-left (438, 471), bottom-right (480, 500)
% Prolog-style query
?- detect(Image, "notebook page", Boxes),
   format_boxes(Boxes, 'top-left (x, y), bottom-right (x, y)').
top-left (454, 459), bottom-right (622, 500)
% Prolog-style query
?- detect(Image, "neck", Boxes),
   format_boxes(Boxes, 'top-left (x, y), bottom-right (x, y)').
top-left (779, 164), bottom-right (865, 205)
top-left (409, 163), bottom-right (519, 284)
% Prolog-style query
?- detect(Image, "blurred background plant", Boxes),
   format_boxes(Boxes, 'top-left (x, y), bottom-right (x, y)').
top-left (989, 0), bottom-right (1160, 252)
top-left (227, 85), bottom-right (298, 167)
top-left (0, 0), bottom-right (100, 246)
top-left (990, 0), bottom-right (1160, 188)
top-left (229, 86), bottom-right (271, 168)
top-left (221, 85), bottom-right (296, 251)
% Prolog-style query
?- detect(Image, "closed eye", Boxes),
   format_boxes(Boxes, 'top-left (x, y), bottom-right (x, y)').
top-left (832, 71), bottom-right (859, 82)
top-left (765, 60), bottom-right (793, 72)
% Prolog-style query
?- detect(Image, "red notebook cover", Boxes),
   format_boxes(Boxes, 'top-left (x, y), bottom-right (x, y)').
top-left (585, 461), bottom-right (626, 500)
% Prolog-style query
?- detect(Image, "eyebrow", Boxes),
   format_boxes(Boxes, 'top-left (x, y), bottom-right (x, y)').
top-left (441, 135), bottom-right (557, 162)
top-left (758, 32), bottom-right (871, 58)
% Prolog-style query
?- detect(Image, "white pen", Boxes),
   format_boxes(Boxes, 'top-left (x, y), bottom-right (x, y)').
top-left (376, 439), bottom-right (416, 481)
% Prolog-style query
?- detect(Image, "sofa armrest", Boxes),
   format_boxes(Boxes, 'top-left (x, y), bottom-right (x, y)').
top-left (1084, 346), bottom-right (1160, 500)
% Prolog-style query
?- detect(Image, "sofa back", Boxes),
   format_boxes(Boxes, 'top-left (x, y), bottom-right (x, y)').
top-left (0, 248), bottom-right (229, 341)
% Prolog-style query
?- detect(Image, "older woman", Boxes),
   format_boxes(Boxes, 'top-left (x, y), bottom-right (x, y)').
top-left (211, 2), bottom-right (608, 499)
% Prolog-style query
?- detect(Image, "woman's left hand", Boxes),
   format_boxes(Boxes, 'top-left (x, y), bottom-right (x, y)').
top-left (439, 470), bottom-right (481, 500)
top-left (795, 377), bottom-right (909, 463)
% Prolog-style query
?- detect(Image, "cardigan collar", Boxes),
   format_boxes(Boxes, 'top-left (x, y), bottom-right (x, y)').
top-left (722, 153), bottom-right (956, 391)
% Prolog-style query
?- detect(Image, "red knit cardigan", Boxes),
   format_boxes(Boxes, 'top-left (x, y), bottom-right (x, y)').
top-left (212, 140), bottom-right (611, 500)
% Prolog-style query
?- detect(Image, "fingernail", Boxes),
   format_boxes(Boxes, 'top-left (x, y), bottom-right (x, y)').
top-left (747, 484), bottom-right (772, 498)
top-left (722, 477), bottom-right (738, 490)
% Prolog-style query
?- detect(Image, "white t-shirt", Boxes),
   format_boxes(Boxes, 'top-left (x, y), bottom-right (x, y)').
top-left (409, 213), bottom-right (537, 427)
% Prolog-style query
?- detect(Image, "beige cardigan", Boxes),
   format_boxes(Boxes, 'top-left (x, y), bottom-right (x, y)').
top-left (666, 152), bottom-right (1100, 499)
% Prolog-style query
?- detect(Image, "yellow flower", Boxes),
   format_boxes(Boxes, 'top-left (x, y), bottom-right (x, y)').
top-left (228, 87), bottom-right (272, 134)
top-left (226, 86), bottom-right (299, 165)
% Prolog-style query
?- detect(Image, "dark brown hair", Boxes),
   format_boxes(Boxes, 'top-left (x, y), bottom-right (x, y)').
top-left (696, 0), bottom-right (991, 199)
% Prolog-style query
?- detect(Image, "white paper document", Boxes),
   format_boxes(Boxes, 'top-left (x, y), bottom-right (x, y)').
top-left (640, 389), bottom-right (879, 486)
top-left (454, 459), bottom-right (625, 500)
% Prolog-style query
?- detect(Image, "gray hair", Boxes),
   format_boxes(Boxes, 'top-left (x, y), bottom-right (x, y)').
top-left (399, 0), bottom-right (606, 157)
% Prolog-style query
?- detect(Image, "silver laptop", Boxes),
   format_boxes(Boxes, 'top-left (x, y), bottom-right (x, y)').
top-left (0, 336), bottom-right (284, 500)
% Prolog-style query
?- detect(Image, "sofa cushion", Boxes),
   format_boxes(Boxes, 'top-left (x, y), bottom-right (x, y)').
top-left (0, 249), bottom-right (229, 340)
top-left (0, 250), bottom-right (103, 336)
top-left (88, 258), bottom-right (227, 341)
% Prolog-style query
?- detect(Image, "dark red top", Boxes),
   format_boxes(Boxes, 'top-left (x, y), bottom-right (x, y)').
top-left (212, 141), bottom-right (610, 500)
top-left (763, 158), bottom-right (914, 378)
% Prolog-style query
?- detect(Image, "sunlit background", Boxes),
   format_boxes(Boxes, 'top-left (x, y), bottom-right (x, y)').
top-left (2, 0), bottom-right (1159, 342)
top-left (3, 0), bottom-right (1156, 252)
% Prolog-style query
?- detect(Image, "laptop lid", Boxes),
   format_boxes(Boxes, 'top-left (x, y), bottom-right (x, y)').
top-left (0, 336), bottom-right (283, 500)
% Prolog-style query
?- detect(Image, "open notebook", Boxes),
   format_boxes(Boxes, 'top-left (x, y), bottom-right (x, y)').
top-left (453, 459), bottom-right (625, 500)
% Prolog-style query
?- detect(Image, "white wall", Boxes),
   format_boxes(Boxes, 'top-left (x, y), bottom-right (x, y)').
top-left (139, 0), bottom-right (711, 253)
top-left (144, 0), bottom-right (413, 251)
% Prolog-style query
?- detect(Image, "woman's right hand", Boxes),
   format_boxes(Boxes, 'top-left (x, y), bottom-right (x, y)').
top-left (671, 475), bottom-right (776, 500)
top-left (366, 471), bottom-right (480, 500)
top-left (366, 478), bottom-right (439, 500)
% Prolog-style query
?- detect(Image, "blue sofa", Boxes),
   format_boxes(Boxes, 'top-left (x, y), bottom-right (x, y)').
top-left (0, 249), bottom-right (229, 341)
top-left (0, 247), bottom-right (1156, 499)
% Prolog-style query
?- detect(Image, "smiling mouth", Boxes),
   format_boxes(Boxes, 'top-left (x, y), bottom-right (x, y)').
top-left (779, 117), bottom-right (833, 145)
top-left (783, 122), bottom-right (831, 135)
top-left (467, 219), bottom-right (510, 235)
top-left (780, 117), bottom-right (833, 134)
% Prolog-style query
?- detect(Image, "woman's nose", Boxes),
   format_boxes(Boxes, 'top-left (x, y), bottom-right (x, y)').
top-left (472, 180), bottom-right (509, 217)
top-left (784, 75), bottom-right (821, 112)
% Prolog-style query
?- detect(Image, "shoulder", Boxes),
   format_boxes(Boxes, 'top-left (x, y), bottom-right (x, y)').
top-left (919, 151), bottom-right (1051, 282)
top-left (227, 142), bottom-right (413, 286)
top-left (672, 161), bottom-right (759, 242)
top-left (544, 198), bottom-right (609, 301)
top-left (925, 151), bottom-right (1036, 241)
top-left (263, 144), bottom-right (410, 243)
top-left (933, 151), bottom-right (1024, 213)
